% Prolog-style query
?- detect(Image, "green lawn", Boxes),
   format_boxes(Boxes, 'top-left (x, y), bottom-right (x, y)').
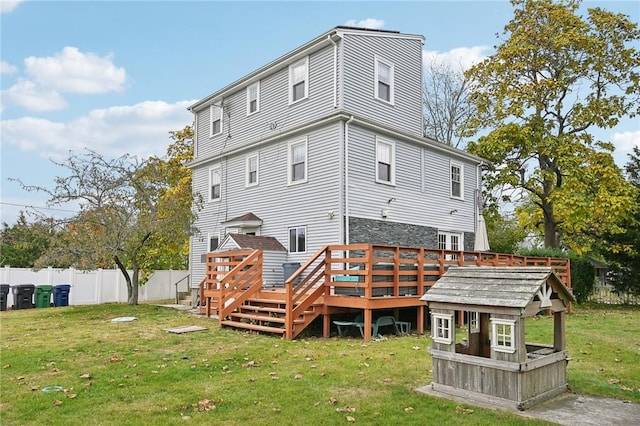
top-left (1, 303), bottom-right (638, 425)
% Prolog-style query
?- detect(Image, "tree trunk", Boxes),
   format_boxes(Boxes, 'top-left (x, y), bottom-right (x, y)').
top-left (542, 202), bottom-right (559, 249)
top-left (130, 263), bottom-right (139, 305)
top-left (114, 255), bottom-right (136, 305)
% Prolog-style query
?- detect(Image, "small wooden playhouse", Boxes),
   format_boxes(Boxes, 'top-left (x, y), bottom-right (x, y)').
top-left (421, 266), bottom-right (576, 410)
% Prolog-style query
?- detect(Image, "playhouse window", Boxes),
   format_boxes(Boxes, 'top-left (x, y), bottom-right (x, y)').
top-left (432, 313), bottom-right (453, 344)
top-left (491, 318), bottom-right (516, 353)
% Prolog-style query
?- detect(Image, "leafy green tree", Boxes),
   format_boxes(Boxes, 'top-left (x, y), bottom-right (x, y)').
top-left (483, 209), bottom-right (527, 254)
top-left (466, 0), bottom-right (639, 252)
top-left (0, 213), bottom-right (54, 267)
top-left (14, 126), bottom-right (199, 304)
top-left (600, 147), bottom-right (640, 295)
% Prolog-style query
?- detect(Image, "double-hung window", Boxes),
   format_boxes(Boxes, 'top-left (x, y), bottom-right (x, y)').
top-left (491, 318), bottom-right (516, 353)
top-left (376, 139), bottom-right (395, 185)
top-left (210, 105), bottom-right (223, 137)
top-left (450, 161), bottom-right (463, 199)
top-left (288, 138), bottom-right (308, 184)
top-left (289, 57), bottom-right (309, 104)
top-left (288, 226), bottom-right (306, 253)
top-left (246, 154), bottom-right (258, 187)
top-left (208, 233), bottom-right (219, 252)
top-left (209, 165), bottom-right (221, 202)
top-left (247, 82), bottom-right (260, 115)
top-left (432, 313), bottom-right (453, 344)
top-left (375, 56), bottom-right (394, 104)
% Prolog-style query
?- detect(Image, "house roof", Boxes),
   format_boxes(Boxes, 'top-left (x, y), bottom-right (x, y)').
top-left (222, 212), bottom-right (263, 227)
top-left (420, 266), bottom-right (576, 310)
top-left (188, 26), bottom-right (424, 113)
top-left (219, 234), bottom-right (287, 252)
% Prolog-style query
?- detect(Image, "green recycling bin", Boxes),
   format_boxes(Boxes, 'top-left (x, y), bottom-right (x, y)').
top-left (35, 285), bottom-right (54, 308)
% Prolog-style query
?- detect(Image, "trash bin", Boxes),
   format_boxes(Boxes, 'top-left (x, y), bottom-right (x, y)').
top-left (53, 284), bottom-right (71, 307)
top-left (283, 262), bottom-right (301, 285)
top-left (35, 285), bottom-right (54, 308)
top-left (12, 284), bottom-right (35, 309)
top-left (0, 284), bottom-right (10, 311)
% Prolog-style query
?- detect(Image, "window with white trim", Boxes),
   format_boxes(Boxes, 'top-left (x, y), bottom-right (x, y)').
top-left (469, 312), bottom-right (480, 334)
top-left (246, 154), bottom-right (258, 187)
top-left (375, 56), bottom-right (394, 104)
top-left (288, 139), bottom-right (308, 184)
top-left (210, 105), bottom-right (223, 137)
top-left (247, 82), bottom-right (260, 115)
top-left (288, 226), bottom-right (306, 253)
top-left (376, 139), bottom-right (395, 185)
top-left (432, 313), bottom-right (453, 344)
top-left (289, 57), bottom-right (309, 104)
top-left (209, 165), bottom-right (221, 201)
top-left (438, 231), bottom-right (462, 260)
top-left (491, 318), bottom-right (516, 353)
top-left (450, 162), bottom-right (463, 199)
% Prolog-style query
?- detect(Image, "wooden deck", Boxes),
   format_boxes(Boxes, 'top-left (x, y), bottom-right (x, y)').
top-left (199, 244), bottom-right (571, 341)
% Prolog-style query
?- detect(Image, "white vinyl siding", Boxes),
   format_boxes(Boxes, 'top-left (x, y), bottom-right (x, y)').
top-left (288, 138), bottom-right (308, 185)
top-left (246, 154), bottom-right (259, 187)
top-left (247, 82), bottom-right (260, 115)
top-left (375, 138), bottom-right (395, 185)
top-left (288, 226), bottom-right (307, 253)
top-left (491, 319), bottom-right (516, 354)
top-left (432, 313), bottom-right (453, 344)
top-left (209, 165), bottom-right (221, 202)
top-left (450, 161), bottom-right (463, 199)
top-left (289, 57), bottom-right (309, 104)
top-left (210, 105), bottom-right (223, 137)
top-left (374, 55), bottom-right (394, 104)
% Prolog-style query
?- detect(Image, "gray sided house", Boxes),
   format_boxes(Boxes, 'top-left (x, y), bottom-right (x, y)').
top-left (188, 26), bottom-right (485, 291)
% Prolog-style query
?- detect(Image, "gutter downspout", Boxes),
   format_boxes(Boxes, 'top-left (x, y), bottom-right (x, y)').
top-left (328, 34), bottom-right (338, 108)
top-left (345, 115), bottom-right (355, 245)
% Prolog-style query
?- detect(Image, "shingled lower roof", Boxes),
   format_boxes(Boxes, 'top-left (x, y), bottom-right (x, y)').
top-left (220, 234), bottom-right (286, 252)
top-left (420, 266), bottom-right (575, 309)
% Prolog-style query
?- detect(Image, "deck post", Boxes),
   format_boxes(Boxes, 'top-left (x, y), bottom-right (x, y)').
top-left (364, 309), bottom-right (373, 341)
top-left (417, 304), bottom-right (424, 334)
top-left (323, 313), bottom-right (330, 338)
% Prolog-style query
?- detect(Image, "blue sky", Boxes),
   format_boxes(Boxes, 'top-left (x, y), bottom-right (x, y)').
top-left (1, 0), bottom-right (639, 225)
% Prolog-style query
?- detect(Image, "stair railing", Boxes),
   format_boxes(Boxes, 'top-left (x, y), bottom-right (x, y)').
top-left (219, 249), bottom-right (263, 319)
top-left (173, 274), bottom-right (191, 304)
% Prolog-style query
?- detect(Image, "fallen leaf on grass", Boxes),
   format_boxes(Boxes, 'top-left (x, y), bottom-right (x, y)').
top-left (329, 396), bottom-right (338, 405)
top-left (272, 407), bottom-right (281, 413)
top-left (53, 400), bottom-right (63, 407)
top-left (31, 386), bottom-right (40, 391)
top-left (16, 376), bottom-right (25, 380)
top-left (404, 407), bottom-right (414, 413)
top-left (608, 378), bottom-right (620, 384)
top-left (294, 374), bottom-right (303, 379)
top-left (346, 415), bottom-right (356, 422)
top-left (66, 393), bottom-right (77, 399)
top-left (193, 398), bottom-right (220, 412)
top-left (615, 358), bottom-right (622, 363)
top-left (243, 360), bottom-right (256, 368)
top-left (383, 378), bottom-right (392, 384)
top-left (455, 406), bottom-right (474, 414)
top-left (336, 406), bottom-right (356, 413)
top-left (3, 364), bottom-right (11, 369)
top-left (620, 385), bottom-right (633, 391)
top-left (412, 346), bottom-right (421, 350)
top-left (79, 373), bottom-right (92, 379)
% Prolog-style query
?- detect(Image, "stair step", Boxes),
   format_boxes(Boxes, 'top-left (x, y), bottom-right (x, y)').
top-left (230, 312), bottom-right (285, 323)
top-left (220, 320), bottom-right (286, 334)
top-left (246, 298), bottom-right (287, 306)
top-left (239, 304), bottom-right (286, 314)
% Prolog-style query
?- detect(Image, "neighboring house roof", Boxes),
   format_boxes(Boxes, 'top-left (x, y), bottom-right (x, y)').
top-left (420, 266), bottom-right (576, 309)
top-left (218, 234), bottom-right (287, 252)
top-left (187, 26), bottom-right (424, 113)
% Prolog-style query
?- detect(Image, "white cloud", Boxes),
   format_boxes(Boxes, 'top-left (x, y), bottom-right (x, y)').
top-left (0, 0), bottom-right (23, 13)
top-left (344, 18), bottom-right (385, 29)
top-left (24, 46), bottom-right (127, 94)
top-left (0, 100), bottom-right (196, 159)
top-left (1, 60), bottom-right (18, 74)
top-left (423, 46), bottom-right (491, 71)
top-left (612, 130), bottom-right (640, 153)
top-left (1, 79), bottom-right (68, 111)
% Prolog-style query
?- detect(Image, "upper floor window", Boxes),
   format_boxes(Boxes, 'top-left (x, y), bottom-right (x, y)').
top-left (289, 57), bottom-right (309, 104)
top-left (288, 138), bottom-right (308, 185)
top-left (209, 165), bottom-right (221, 201)
top-left (375, 56), bottom-right (394, 104)
top-left (247, 82), bottom-right (260, 115)
top-left (208, 233), bottom-right (219, 252)
top-left (491, 318), bottom-right (516, 354)
top-left (246, 154), bottom-right (259, 187)
top-left (450, 161), bottom-right (463, 199)
top-left (288, 226), bottom-right (307, 253)
top-left (432, 313), bottom-right (453, 344)
top-left (376, 139), bottom-right (395, 185)
top-left (210, 105), bottom-right (223, 137)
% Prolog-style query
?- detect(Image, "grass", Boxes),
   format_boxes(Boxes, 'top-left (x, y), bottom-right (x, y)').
top-left (1, 304), bottom-right (638, 425)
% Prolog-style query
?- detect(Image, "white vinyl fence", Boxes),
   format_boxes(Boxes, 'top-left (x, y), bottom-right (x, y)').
top-left (1, 266), bottom-right (189, 308)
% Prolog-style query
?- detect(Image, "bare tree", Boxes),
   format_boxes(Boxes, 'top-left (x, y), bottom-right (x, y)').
top-left (422, 58), bottom-right (476, 148)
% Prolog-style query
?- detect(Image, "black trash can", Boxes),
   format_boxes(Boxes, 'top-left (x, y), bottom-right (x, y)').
top-left (12, 284), bottom-right (35, 309)
top-left (283, 262), bottom-right (301, 286)
top-left (53, 284), bottom-right (71, 307)
top-left (0, 284), bottom-right (10, 311)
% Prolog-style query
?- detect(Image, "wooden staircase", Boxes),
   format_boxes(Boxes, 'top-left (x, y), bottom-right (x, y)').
top-left (200, 249), bottom-right (325, 338)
